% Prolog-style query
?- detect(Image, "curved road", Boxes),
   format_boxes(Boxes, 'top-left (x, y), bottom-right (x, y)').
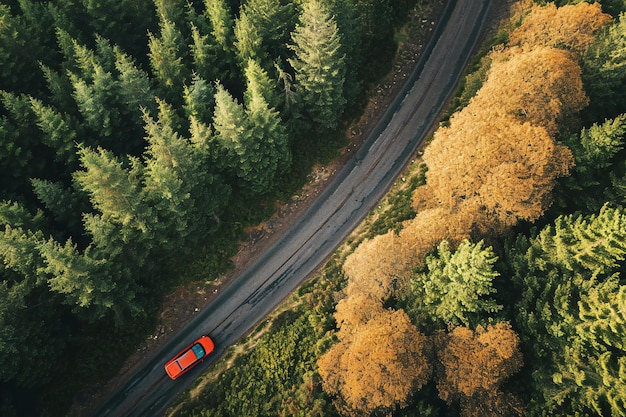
top-left (93, 1), bottom-right (492, 416)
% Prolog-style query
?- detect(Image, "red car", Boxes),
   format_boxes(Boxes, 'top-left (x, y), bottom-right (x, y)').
top-left (164, 335), bottom-right (215, 380)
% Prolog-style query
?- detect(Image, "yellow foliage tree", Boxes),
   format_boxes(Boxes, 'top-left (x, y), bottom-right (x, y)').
top-left (476, 47), bottom-right (587, 134)
top-left (434, 323), bottom-right (523, 402)
top-left (508, 2), bottom-right (611, 58)
top-left (318, 308), bottom-right (431, 416)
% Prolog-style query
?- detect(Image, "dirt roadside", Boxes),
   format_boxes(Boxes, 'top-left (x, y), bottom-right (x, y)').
top-left (74, 2), bottom-right (510, 415)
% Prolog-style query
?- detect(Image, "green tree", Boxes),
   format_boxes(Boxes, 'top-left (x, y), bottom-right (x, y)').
top-left (202, 0), bottom-right (236, 82)
top-left (30, 179), bottom-right (86, 238)
top-left (289, 0), bottom-right (347, 129)
top-left (73, 145), bottom-right (148, 241)
top-left (0, 4), bottom-right (46, 94)
top-left (408, 239), bottom-right (502, 328)
top-left (148, 17), bottom-right (190, 106)
top-left (0, 205), bottom-right (68, 388)
top-left (212, 82), bottom-right (286, 194)
top-left (183, 74), bottom-right (215, 125)
top-left (28, 97), bottom-right (78, 166)
top-left (0, 91), bottom-right (50, 196)
top-left (557, 114), bottom-right (626, 212)
top-left (509, 204), bottom-right (626, 416)
top-left (583, 12), bottom-right (626, 121)
top-left (189, 22), bottom-right (219, 83)
top-left (204, 0), bottom-right (234, 51)
top-left (244, 59), bottom-right (291, 187)
top-left (234, 0), bottom-right (294, 70)
top-left (82, 0), bottom-right (156, 60)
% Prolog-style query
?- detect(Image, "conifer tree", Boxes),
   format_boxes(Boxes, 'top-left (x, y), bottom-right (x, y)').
top-left (148, 17), bottom-right (189, 106)
top-left (183, 74), bottom-right (215, 125)
top-left (28, 97), bottom-right (78, 166)
top-left (73, 145), bottom-right (148, 238)
top-left (289, 0), bottom-right (346, 129)
top-left (202, 0), bottom-right (236, 80)
top-left (189, 22), bottom-right (219, 83)
top-left (234, 0), bottom-right (294, 70)
top-left (510, 205), bottom-right (626, 416)
top-left (410, 239), bottom-right (502, 327)
top-left (39, 237), bottom-right (139, 323)
top-left (583, 12), bottom-right (626, 121)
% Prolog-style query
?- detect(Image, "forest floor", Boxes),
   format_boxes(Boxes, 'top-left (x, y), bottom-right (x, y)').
top-left (75, 2), bottom-right (511, 416)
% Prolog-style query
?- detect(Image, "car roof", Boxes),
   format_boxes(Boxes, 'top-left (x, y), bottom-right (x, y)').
top-left (165, 336), bottom-right (214, 379)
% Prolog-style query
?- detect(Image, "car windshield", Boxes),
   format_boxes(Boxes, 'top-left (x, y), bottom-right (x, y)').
top-left (191, 343), bottom-right (205, 359)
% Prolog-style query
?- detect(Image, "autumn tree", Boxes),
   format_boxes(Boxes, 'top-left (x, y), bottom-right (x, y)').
top-left (343, 206), bottom-right (475, 303)
top-left (508, 2), bottom-right (611, 58)
top-left (435, 323), bottom-right (524, 417)
top-left (318, 308), bottom-right (432, 416)
top-left (471, 47), bottom-right (588, 134)
top-left (289, 0), bottom-right (346, 129)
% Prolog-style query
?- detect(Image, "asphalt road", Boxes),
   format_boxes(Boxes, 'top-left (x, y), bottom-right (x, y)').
top-left (92, 1), bottom-right (492, 416)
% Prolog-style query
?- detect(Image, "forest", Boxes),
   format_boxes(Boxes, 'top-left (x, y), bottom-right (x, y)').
top-left (169, 0), bottom-right (626, 417)
top-left (0, 0), bottom-right (416, 415)
top-left (2, 0), bottom-right (626, 416)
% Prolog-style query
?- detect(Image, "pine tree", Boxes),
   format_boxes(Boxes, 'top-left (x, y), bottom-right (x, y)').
top-left (411, 239), bottom-right (502, 327)
top-left (204, 0), bottom-right (233, 51)
top-left (289, 0), bottom-right (346, 129)
top-left (234, 0), bottom-right (294, 70)
top-left (28, 97), bottom-right (78, 166)
top-left (189, 22), bottom-right (219, 83)
top-left (73, 145), bottom-right (148, 238)
top-left (584, 12), bottom-right (626, 121)
top-left (183, 74), bottom-right (215, 125)
top-left (214, 80), bottom-right (288, 195)
top-left (148, 17), bottom-right (189, 106)
top-left (509, 205), bottom-right (626, 416)
top-left (244, 59), bottom-right (291, 190)
top-left (0, 4), bottom-right (45, 94)
top-left (39, 236), bottom-right (139, 323)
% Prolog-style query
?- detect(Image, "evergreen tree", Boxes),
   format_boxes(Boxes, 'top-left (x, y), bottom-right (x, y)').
top-left (244, 60), bottom-right (292, 192)
top-left (183, 74), bottom-right (215, 125)
top-left (148, 17), bottom-right (190, 106)
top-left (30, 179), bottom-right (87, 239)
top-left (28, 97), bottom-right (78, 166)
top-left (509, 205), bottom-right (626, 416)
top-left (73, 145), bottom-right (148, 239)
top-left (234, 0), bottom-right (294, 71)
top-left (189, 22), bottom-right (219, 83)
top-left (0, 4), bottom-right (45, 94)
top-left (202, 0), bottom-right (236, 81)
top-left (583, 12), bottom-right (626, 121)
top-left (211, 83), bottom-right (254, 189)
top-left (204, 0), bottom-right (233, 51)
top-left (0, 91), bottom-right (50, 196)
top-left (409, 239), bottom-right (502, 327)
top-left (0, 205), bottom-right (67, 388)
top-left (82, 0), bottom-right (156, 60)
top-left (289, 0), bottom-right (346, 129)
top-left (39, 236), bottom-right (140, 323)
top-left (113, 45), bottom-right (156, 134)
